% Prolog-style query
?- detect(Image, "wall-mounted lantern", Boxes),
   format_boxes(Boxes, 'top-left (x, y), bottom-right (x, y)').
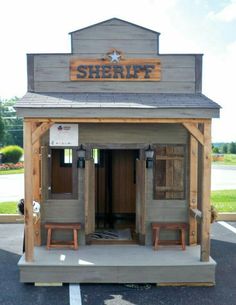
top-left (77, 145), bottom-right (86, 168)
top-left (145, 145), bottom-right (154, 168)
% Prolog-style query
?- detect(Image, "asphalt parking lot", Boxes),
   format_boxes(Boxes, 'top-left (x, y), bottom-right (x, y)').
top-left (0, 222), bottom-right (235, 305)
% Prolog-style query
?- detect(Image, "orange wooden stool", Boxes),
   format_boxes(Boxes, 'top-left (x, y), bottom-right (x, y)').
top-left (45, 223), bottom-right (81, 250)
top-left (152, 222), bottom-right (188, 251)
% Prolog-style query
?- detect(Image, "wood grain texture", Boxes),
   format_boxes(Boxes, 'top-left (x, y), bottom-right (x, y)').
top-left (70, 58), bottom-right (161, 81)
top-left (34, 66), bottom-right (194, 82)
top-left (26, 118), bottom-right (209, 124)
top-left (33, 80), bottom-right (195, 94)
top-left (31, 54), bottom-right (196, 94)
top-left (112, 150), bottom-right (136, 213)
top-left (195, 55), bottom-right (202, 93)
top-left (32, 122), bottom-right (53, 145)
top-left (71, 39), bottom-right (158, 54)
top-left (79, 123), bottom-right (188, 145)
top-left (51, 149), bottom-right (72, 194)
top-left (33, 54), bottom-right (195, 68)
top-left (32, 141), bottom-right (41, 202)
top-left (32, 140), bottom-right (41, 246)
top-left (189, 135), bottom-right (198, 245)
top-left (18, 108), bottom-right (219, 119)
top-left (183, 123), bottom-right (204, 145)
top-left (27, 54), bottom-right (35, 92)
top-left (71, 25), bottom-right (157, 40)
top-left (84, 159), bottom-right (95, 235)
top-left (43, 200), bottom-right (83, 223)
top-left (40, 146), bottom-right (49, 202)
top-left (200, 121), bottom-right (212, 262)
top-left (136, 159), bottom-right (146, 238)
top-left (24, 121), bottom-right (34, 261)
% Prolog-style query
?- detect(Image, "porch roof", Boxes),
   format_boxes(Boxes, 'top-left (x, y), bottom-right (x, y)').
top-left (15, 92), bottom-right (221, 118)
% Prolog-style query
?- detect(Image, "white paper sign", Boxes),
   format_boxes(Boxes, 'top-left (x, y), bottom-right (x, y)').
top-left (49, 124), bottom-right (79, 146)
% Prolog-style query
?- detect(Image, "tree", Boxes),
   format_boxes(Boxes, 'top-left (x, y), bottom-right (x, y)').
top-left (0, 97), bottom-right (23, 147)
top-left (229, 142), bottom-right (236, 154)
top-left (222, 144), bottom-right (228, 154)
top-left (0, 112), bottom-right (5, 146)
top-left (212, 146), bottom-right (219, 153)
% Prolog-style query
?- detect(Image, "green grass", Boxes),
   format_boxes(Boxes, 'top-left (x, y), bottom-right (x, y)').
top-left (0, 168), bottom-right (24, 175)
top-left (1, 191), bottom-right (236, 214)
top-left (0, 201), bottom-right (18, 214)
top-left (211, 189), bottom-right (236, 212)
top-left (212, 154), bottom-right (236, 165)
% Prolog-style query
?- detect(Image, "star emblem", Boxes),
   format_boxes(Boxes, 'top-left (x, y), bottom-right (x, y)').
top-left (108, 50), bottom-right (121, 63)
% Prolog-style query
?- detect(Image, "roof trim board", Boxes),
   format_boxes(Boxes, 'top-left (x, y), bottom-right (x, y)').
top-left (69, 17), bottom-right (160, 35)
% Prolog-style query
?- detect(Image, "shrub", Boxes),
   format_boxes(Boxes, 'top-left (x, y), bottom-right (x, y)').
top-left (0, 145), bottom-right (24, 164)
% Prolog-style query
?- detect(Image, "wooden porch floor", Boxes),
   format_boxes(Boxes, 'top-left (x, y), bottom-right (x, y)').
top-left (18, 245), bottom-right (216, 284)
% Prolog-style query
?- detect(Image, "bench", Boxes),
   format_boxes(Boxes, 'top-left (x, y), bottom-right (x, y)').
top-left (44, 223), bottom-right (81, 250)
top-left (152, 222), bottom-right (188, 251)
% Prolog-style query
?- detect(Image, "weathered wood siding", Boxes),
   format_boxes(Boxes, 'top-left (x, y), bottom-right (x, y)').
top-left (79, 123), bottom-right (188, 144)
top-left (41, 199), bottom-right (85, 246)
top-left (40, 168), bottom-right (86, 245)
top-left (70, 19), bottom-right (159, 54)
top-left (145, 169), bottom-right (189, 246)
top-left (29, 54), bottom-right (197, 94)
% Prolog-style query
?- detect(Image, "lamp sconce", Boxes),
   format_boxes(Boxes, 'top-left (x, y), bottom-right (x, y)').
top-left (145, 145), bottom-right (154, 168)
top-left (77, 144), bottom-right (86, 168)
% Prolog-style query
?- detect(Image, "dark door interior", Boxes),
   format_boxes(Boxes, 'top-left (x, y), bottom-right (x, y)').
top-left (51, 149), bottom-right (73, 194)
top-left (95, 149), bottom-right (138, 231)
top-left (50, 148), bottom-right (77, 199)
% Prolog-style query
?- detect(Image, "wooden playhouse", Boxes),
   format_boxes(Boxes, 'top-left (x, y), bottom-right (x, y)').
top-left (16, 18), bottom-right (220, 285)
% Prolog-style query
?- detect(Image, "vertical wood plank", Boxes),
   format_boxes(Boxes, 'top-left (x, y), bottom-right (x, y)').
top-left (32, 140), bottom-right (41, 246)
top-left (195, 55), bottom-right (202, 93)
top-left (166, 146), bottom-right (174, 199)
top-left (24, 121), bottom-right (34, 261)
top-left (136, 160), bottom-right (141, 236)
top-left (84, 159), bottom-right (95, 235)
top-left (189, 135), bottom-right (198, 245)
top-left (140, 160), bottom-right (146, 242)
top-left (200, 121), bottom-right (211, 261)
top-left (135, 158), bottom-right (146, 243)
top-left (40, 146), bottom-right (49, 201)
top-left (27, 54), bottom-right (34, 92)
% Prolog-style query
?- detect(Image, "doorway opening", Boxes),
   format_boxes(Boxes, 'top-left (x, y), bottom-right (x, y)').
top-left (50, 148), bottom-right (77, 199)
top-left (92, 149), bottom-right (139, 243)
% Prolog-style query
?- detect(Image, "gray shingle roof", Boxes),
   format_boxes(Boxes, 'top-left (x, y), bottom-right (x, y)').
top-left (15, 92), bottom-right (221, 109)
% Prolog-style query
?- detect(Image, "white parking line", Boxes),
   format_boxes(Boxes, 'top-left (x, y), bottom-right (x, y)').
top-left (218, 221), bottom-right (236, 234)
top-left (69, 284), bottom-right (82, 305)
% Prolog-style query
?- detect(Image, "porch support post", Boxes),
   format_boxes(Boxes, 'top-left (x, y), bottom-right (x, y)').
top-left (84, 158), bottom-right (95, 240)
top-left (24, 121), bottom-right (34, 262)
top-left (32, 122), bottom-right (41, 202)
top-left (32, 139), bottom-right (41, 246)
top-left (136, 158), bottom-right (146, 244)
top-left (189, 134), bottom-right (198, 245)
top-left (200, 121), bottom-right (212, 262)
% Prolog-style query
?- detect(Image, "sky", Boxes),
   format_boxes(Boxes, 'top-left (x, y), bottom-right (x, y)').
top-left (0, 0), bottom-right (236, 142)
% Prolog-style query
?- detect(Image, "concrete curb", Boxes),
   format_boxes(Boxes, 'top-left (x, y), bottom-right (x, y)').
top-left (0, 213), bottom-right (235, 223)
top-left (217, 213), bottom-right (236, 221)
top-left (0, 214), bottom-right (24, 223)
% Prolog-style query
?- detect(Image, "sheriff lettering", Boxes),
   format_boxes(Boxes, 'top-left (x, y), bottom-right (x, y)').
top-left (76, 64), bottom-right (156, 79)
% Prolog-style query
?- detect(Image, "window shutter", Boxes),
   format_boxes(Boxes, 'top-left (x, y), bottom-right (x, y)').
top-left (154, 145), bottom-right (185, 200)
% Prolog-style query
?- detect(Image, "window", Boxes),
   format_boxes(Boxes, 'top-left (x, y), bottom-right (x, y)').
top-left (92, 149), bottom-right (104, 167)
top-left (59, 149), bottom-right (72, 167)
top-left (154, 145), bottom-right (185, 200)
